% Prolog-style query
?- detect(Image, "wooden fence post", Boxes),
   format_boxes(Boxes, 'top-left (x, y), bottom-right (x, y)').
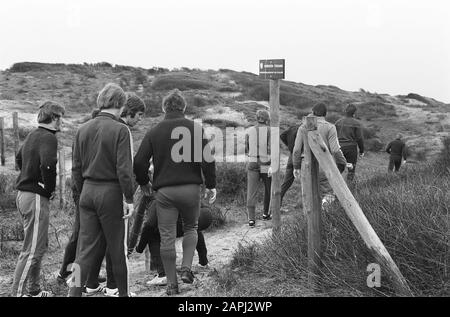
top-left (0, 117), bottom-right (5, 166)
top-left (269, 79), bottom-right (281, 234)
top-left (302, 116), bottom-right (322, 290)
top-left (13, 112), bottom-right (19, 171)
top-left (308, 131), bottom-right (413, 296)
top-left (59, 148), bottom-right (66, 209)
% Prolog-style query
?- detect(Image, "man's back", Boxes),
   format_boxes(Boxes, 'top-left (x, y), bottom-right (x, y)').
top-left (335, 117), bottom-right (364, 151)
top-left (386, 139), bottom-right (406, 158)
top-left (72, 112), bottom-right (134, 201)
top-left (134, 112), bottom-right (216, 191)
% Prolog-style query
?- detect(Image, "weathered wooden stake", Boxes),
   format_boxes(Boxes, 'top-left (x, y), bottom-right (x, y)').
top-left (0, 117), bottom-right (5, 166)
top-left (269, 79), bottom-right (281, 234)
top-left (13, 112), bottom-right (19, 170)
top-left (59, 148), bottom-right (66, 208)
top-left (308, 131), bottom-right (413, 296)
top-left (302, 117), bottom-right (322, 290)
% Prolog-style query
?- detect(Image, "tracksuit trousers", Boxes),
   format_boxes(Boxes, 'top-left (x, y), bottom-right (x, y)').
top-left (155, 184), bottom-right (201, 288)
top-left (11, 191), bottom-right (50, 297)
top-left (341, 144), bottom-right (358, 182)
top-left (68, 180), bottom-right (129, 297)
top-left (247, 168), bottom-right (271, 221)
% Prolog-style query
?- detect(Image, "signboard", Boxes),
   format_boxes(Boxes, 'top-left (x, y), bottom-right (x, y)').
top-left (259, 59), bottom-right (285, 80)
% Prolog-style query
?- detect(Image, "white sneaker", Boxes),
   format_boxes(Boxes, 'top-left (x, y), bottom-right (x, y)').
top-left (85, 285), bottom-right (105, 296)
top-left (103, 287), bottom-right (119, 297)
top-left (103, 287), bottom-right (136, 297)
top-left (146, 275), bottom-right (167, 286)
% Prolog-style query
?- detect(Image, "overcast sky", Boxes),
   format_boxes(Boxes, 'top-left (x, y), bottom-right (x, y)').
top-left (0, 0), bottom-right (449, 102)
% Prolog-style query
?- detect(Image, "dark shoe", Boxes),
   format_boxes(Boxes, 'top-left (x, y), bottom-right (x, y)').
top-left (166, 284), bottom-right (179, 296)
top-left (262, 214), bottom-right (272, 220)
top-left (180, 268), bottom-right (195, 284)
top-left (248, 220), bottom-right (255, 227)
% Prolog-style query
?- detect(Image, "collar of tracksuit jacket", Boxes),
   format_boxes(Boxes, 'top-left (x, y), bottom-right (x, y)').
top-left (164, 111), bottom-right (185, 120)
top-left (96, 112), bottom-right (118, 121)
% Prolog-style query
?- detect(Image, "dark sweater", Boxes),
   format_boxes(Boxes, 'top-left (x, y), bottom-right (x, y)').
top-left (15, 126), bottom-right (58, 198)
top-left (335, 116), bottom-right (365, 153)
top-left (280, 125), bottom-right (299, 153)
top-left (134, 112), bottom-right (216, 190)
top-left (386, 139), bottom-right (407, 159)
top-left (72, 112), bottom-right (135, 203)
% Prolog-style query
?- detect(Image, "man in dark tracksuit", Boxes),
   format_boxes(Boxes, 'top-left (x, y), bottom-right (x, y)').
top-left (386, 134), bottom-right (407, 172)
top-left (12, 101), bottom-right (65, 297)
top-left (335, 104), bottom-right (364, 183)
top-left (68, 83), bottom-right (135, 297)
top-left (134, 89), bottom-right (216, 295)
top-left (280, 125), bottom-right (299, 207)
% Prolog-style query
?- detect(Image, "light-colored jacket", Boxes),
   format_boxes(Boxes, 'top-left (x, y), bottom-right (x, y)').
top-left (292, 114), bottom-right (345, 169)
top-left (245, 123), bottom-right (271, 170)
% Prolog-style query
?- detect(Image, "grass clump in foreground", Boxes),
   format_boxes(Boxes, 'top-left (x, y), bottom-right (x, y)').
top-left (217, 139), bottom-right (450, 297)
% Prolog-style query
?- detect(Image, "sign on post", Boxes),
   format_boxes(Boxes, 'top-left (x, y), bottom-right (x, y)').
top-left (259, 59), bottom-right (285, 234)
top-left (259, 59), bottom-right (285, 80)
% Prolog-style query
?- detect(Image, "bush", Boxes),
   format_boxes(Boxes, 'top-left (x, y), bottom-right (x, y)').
top-left (151, 74), bottom-right (213, 91)
top-left (1, 92), bottom-right (15, 100)
top-left (0, 174), bottom-right (16, 212)
top-left (143, 95), bottom-right (163, 117)
top-left (247, 85), bottom-right (269, 101)
top-left (364, 138), bottom-right (384, 152)
top-left (362, 127), bottom-right (378, 139)
top-left (18, 126), bottom-right (33, 141)
top-left (215, 162), bottom-right (247, 204)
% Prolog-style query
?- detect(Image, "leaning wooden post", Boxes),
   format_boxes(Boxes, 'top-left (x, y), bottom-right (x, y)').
top-left (59, 148), bottom-right (66, 208)
top-left (13, 112), bottom-right (19, 170)
top-left (269, 79), bottom-right (281, 234)
top-left (308, 131), bottom-right (413, 296)
top-left (0, 117), bottom-right (5, 166)
top-left (302, 116), bottom-right (322, 290)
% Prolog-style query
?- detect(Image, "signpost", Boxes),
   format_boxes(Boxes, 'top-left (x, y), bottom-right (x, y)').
top-left (259, 59), bottom-right (285, 233)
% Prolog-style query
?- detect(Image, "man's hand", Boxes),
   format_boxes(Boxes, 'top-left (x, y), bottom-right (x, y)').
top-left (403, 160), bottom-right (407, 165)
top-left (267, 167), bottom-right (273, 178)
top-left (346, 163), bottom-right (354, 170)
top-left (140, 184), bottom-right (152, 197)
top-left (204, 188), bottom-right (217, 204)
top-left (123, 202), bottom-right (134, 219)
top-left (359, 152), bottom-right (365, 159)
top-left (293, 169), bottom-right (301, 179)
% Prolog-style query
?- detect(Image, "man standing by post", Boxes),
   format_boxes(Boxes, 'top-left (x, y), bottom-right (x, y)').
top-left (293, 103), bottom-right (347, 207)
top-left (12, 101), bottom-right (65, 297)
top-left (386, 133), bottom-right (407, 172)
top-left (335, 104), bottom-right (364, 184)
top-left (68, 83), bottom-right (135, 297)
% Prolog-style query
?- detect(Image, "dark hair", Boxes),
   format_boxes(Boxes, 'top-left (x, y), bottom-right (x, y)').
top-left (121, 92), bottom-right (146, 118)
top-left (312, 102), bottom-right (327, 117)
top-left (162, 89), bottom-right (186, 113)
top-left (97, 83), bottom-right (126, 110)
top-left (345, 104), bottom-right (357, 117)
top-left (37, 101), bottom-right (65, 124)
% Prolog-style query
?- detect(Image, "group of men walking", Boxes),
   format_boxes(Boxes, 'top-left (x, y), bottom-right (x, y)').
top-left (11, 82), bottom-right (408, 297)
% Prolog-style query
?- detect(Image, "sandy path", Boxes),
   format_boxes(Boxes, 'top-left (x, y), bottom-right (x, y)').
top-left (128, 219), bottom-right (274, 297)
